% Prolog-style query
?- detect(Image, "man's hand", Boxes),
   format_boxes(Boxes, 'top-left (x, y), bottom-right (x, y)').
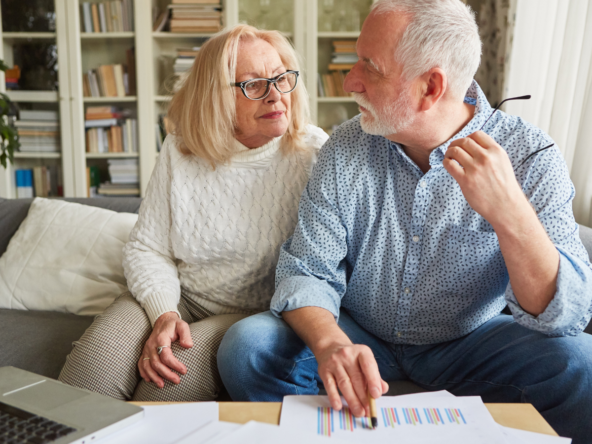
top-left (316, 343), bottom-right (389, 417)
top-left (443, 130), bottom-right (529, 228)
top-left (138, 312), bottom-right (193, 388)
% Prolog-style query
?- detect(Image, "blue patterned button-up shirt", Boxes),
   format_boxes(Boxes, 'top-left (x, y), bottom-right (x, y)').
top-left (271, 81), bottom-right (592, 345)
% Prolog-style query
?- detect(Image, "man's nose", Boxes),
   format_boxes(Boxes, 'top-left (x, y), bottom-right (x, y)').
top-left (343, 62), bottom-right (365, 94)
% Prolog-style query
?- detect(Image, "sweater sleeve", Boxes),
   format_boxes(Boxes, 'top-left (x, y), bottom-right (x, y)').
top-left (122, 136), bottom-right (182, 325)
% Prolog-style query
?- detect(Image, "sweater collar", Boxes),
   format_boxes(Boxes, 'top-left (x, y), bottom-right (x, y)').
top-left (231, 136), bottom-right (282, 166)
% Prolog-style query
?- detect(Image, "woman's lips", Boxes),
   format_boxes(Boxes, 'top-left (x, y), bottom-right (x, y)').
top-left (260, 111), bottom-right (285, 119)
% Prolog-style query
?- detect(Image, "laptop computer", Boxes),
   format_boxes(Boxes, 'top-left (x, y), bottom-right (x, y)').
top-left (0, 366), bottom-right (143, 444)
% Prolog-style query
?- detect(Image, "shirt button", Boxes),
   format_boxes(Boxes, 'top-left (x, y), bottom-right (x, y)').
top-left (420, 180), bottom-right (427, 188)
top-left (404, 287), bottom-right (411, 294)
top-left (412, 235), bottom-right (420, 242)
top-left (397, 332), bottom-right (402, 337)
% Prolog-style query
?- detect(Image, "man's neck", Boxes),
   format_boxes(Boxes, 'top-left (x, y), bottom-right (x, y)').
top-left (389, 101), bottom-right (476, 174)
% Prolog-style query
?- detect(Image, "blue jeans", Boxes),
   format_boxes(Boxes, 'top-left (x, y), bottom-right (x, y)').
top-left (218, 310), bottom-right (592, 443)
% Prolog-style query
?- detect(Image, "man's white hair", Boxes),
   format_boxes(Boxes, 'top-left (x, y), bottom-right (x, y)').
top-left (372, 0), bottom-right (481, 100)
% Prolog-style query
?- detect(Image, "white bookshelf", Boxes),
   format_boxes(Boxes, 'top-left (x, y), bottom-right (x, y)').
top-left (0, 0), bottom-right (370, 199)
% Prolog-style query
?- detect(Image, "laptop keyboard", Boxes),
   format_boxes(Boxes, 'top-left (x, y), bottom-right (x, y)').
top-left (0, 401), bottom-right (77, 444)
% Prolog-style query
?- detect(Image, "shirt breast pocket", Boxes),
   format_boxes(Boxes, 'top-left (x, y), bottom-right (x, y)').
top-left (448, 224), bottom-right (504, 271)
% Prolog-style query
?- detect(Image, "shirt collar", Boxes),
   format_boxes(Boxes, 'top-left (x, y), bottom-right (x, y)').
top-left (388, 80), bottom-right (493, 168)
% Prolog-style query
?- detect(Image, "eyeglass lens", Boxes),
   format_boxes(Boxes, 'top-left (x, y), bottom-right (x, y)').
top-left (244, 72), bottom-right (297, 99)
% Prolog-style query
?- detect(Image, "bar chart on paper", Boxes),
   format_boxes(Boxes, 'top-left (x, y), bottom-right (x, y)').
top-left (282, 394), bottom-right (507, 444)
top-left (318, 405), bottom-right (467, 436)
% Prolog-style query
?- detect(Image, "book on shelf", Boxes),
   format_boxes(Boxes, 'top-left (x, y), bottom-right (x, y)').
top-left (85, 108), bottom-right (137, 154)
top-left (5, 65), bottom-right (20, 90)
top-left (15, 170), bottom-right (33, 198)
top-left (153, 10), bottom-right (169, 32)
top-left (81, 1), bottom-right (134, 33)
top-left (97, 181), bottom-right (140, 196)
top-left (87, 165), bottom-right (101, 197)
top-left (16, 167), bottom-right (61, 198)
top-left (317, 40), bottom-right (358, 98)
top-left (155, 113), bottom-right (173, 152)
top-left (83, 60), bottom-right (135, 97)
top-left (15, 111), bottom-right (61, 153)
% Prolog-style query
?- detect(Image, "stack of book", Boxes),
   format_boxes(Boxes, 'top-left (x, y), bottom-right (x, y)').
top-left (97, 159), bottom-right (139, 196)
top-left (317, 40), bottom-right (357, 98)
top-left (16, 110), bottom-right (60, 153)
top-left (169, 1), bottom-right (222, 33)
top-left (83, 51), bottom-right (136, 97)
top-left (173, 47), bottom-right (200, 75)
top-left (85, 106), bottom-right (138, 154)
top-left (15, 166), bottom-right (62, 198)
top-left (81, 1), bottom-right (134, 33)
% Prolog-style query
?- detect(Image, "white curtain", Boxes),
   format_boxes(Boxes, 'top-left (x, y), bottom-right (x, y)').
top-left (503, 0), bottom-right (592, 227)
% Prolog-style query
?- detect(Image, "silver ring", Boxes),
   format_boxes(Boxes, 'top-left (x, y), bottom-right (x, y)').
top-left (143, 357), bottom-right (150, 361)
top-left (157, 345), bottom-right (169, 355)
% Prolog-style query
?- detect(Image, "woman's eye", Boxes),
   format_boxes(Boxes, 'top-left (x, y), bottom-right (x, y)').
top-left (246, 80), bottom-right (266, 91)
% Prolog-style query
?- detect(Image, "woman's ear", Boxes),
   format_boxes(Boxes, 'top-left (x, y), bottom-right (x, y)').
top-left (419, 68), bottom-right (447, 112)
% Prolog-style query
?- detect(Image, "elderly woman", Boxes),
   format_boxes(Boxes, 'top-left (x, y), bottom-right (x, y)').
top-left (58, 24), bottom-right (328, 402)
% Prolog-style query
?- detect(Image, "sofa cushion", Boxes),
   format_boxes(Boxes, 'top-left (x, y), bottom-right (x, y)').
top-left (0, 197), bottom-right (143, 257)
top-left (579, 224), bottom-right (592, 262)
top-left (0, 198), bottom-right (138, 315)
top-left (0, 308), bottom-right (94, 379)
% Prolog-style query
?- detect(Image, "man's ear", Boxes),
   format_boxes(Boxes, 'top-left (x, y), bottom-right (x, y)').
top-left (419, 68), bottom-right (447, 112)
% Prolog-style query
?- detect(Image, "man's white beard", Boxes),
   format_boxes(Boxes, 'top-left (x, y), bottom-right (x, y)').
top-left (354, 88), bottom-right (415, 136)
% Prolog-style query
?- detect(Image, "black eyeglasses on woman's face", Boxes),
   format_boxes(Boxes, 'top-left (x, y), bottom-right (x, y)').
top-left (232, 70), bottom-right (299, 100)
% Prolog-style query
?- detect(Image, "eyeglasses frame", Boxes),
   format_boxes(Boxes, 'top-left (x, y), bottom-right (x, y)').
top-left (232, 70), bottom-right (300, 100)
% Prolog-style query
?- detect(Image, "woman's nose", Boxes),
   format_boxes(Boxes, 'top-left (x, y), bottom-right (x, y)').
top-left (264, 84), bottom-right (282, 103)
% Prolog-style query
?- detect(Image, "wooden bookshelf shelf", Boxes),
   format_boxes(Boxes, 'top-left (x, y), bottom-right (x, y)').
top-left (1, 32), bottom-right (56, 40)
top-left (317, 97), bottom-right (356, 103)
top-left (81, 32), bottom-right (135, 39)
top-left (86, 153), bottom-right (139, 159)
top-left (153, 32), bottom-right (214, 39)
top-left (83, 96), bottom-right (137, 103)
top-left (318, 32), bottom-right (360, 38)
top-left (5, 91), bottom-right (59, 103)
top-left (14, 152), bottom-right (61, 159)
top-left (155, 95), bottom-right (172, 102)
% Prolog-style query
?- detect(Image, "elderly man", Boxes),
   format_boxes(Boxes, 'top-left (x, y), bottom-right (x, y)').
top-left (217, 0), bottom-right (592, 441)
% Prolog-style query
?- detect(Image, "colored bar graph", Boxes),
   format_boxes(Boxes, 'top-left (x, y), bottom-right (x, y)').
top-left (317, 407), bottom-right (373, 435)
top-left (380, 407), bottom-right (469, 427)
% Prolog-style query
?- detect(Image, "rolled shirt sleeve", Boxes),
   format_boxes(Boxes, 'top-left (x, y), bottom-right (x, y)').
top-left (271, 139), bottom-right (348, 320)
top-left (505, 143), bottom-right (592, 336)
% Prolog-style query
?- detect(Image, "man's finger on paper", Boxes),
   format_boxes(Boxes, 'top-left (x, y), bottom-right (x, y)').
top-left (324, 374), bottom-right (342, 410)
top-left (334, 368), bottom-right (364, 417)
top-left (358, 352), bottom-right (382, 399)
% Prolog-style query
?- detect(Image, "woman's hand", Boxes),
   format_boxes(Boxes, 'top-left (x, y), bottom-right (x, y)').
top-left (138, 312), bottom-right (193, 388)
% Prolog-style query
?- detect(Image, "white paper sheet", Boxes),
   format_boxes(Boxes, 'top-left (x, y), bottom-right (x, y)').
top-left (94, 402), bottom-right (219, 444)
top-left (174, 420), bottom-right (241, 444)
top-left (211, 421), bottom-right (350, 444)
top-left (500, 425), bottom-right (572, 443)
top-left (280, 394), bottom-right (507, 443)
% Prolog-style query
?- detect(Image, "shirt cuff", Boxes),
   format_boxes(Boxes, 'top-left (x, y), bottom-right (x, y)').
top-left (142, 292), bottom-right (182, 326)
top-left (271, 276), bottom-right (342, 321)
top-left (506, 246), bottom-right (592, 336)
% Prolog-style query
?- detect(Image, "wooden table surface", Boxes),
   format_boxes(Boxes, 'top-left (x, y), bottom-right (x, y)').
top-left (132, 401), bottom-right (558, 437)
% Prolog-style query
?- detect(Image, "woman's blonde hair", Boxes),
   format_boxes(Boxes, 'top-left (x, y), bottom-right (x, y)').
top-left (167, 24), bottom-right (310, 167)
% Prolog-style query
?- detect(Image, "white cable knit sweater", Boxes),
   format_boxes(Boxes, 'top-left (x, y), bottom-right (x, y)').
top-left (122, 125), bottom-right (329, 325)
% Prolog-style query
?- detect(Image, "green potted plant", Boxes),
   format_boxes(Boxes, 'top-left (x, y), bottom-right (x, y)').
top-left (0, 59), bottom-right (20, 168)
